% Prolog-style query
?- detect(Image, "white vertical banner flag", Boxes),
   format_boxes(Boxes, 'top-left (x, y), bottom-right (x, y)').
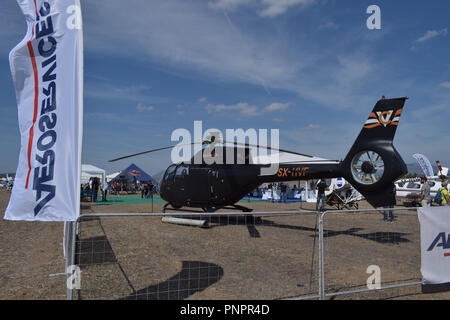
top-left (418, 206), bottom-right (450, 284)
top-left (4, 0), bottom-right (83, 221)
top-left (412, 154), bottom-right (434, 179)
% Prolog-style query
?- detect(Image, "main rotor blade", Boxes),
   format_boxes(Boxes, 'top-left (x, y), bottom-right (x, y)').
top-left (220, 140), bottom-right (314, 158)
top-left (108, 142), bottom-right (201, 162)
top-left (109, 138), bottom-right (315, 162)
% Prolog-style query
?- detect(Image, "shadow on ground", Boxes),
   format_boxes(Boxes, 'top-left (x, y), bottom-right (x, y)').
top-left (121, 261), bottom-right (224, 300)
top-left (178, 215), bottom-right (411, 244)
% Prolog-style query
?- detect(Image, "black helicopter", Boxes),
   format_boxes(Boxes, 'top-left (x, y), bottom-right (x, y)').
top-left (110, 97), bottom-right (408, 212)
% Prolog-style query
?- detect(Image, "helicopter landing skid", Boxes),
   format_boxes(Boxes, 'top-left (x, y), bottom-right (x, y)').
top-left (162, 203), bottom-right (204, 213)
top-left (162, 203), bottom-right (253, 213)
top-left (230, 204), bottom-right (253, 213)
top-left (201, 205), bottom-right (253, 213)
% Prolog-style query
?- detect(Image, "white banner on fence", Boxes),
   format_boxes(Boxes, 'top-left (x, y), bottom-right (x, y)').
top-left (418, 206), bottom-right (450, 284)
top-left (4, 0), bottom-right (83, 221)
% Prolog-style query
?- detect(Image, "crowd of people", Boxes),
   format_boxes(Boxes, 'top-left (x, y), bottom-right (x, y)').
top-left (253, 181), bottom-right (331, 206)
top-left (81, 177), bottom-right (157, 202)
top-left (109, 181), bottom-right (133, 195)
top-left (252, 182), bottom-right (305, 203)
top-left (140, 183), bottom-right (155, 199)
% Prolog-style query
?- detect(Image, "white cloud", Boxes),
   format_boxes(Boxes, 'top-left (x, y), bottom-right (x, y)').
top-left (264, 102), bottom-right (294, 112)
top-left (206, 101), bottom-right (294, 117)
top-left (136, 104), bottom-right (155, 112)
top-left (319, 21), bottom-right (340, 30)
top-left (259, 0), bottom-right (315, 18)
top-left (85, 81), bottom-right (157, 103)
top-left (83, 0), bottom-right (301, 95)
top-left (415, 29), bottom-right (448, 43)
top-left (208, 0), bottom-right (254, 11)
top-left (208, 0), bottom-right (315, 17)
top-left (198, 97), bottom-right (207, 102)
top-left (439, 82), bottom-right (450, 89)
top-left (304, 124), bottom-right (320, 129)
top-left (85, 112), bottom-right (151, 126)
top-left (80, 1), bottom-right (394, 112)
top-left (205, 102), bottom-right (260, 117)
top-left (272, 117), bottom-right (284, 122)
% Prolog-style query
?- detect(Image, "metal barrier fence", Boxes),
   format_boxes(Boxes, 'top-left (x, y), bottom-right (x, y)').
top-left (317, 207), bottom-right (421, 300)
top-left (67, 211), bottom-right (320, 300)
top-left (64, 208), bottom-right (422, 300)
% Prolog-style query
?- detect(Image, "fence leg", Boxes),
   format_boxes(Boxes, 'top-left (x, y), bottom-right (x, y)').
top-left (318, 212), bottom-right (325, 300)
top-left (65, 220), bottom-right (77, 300)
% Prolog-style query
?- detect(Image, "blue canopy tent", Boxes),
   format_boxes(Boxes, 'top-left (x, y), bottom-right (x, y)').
top-left (109, 164), bottom-right (159, 191)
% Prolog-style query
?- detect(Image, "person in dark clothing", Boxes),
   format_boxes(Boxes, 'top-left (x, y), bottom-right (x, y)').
top-left (280, 183), bottom-right (288, 203)
top-left (147, 183), bottom-right (154, 199)
top-left (315, 179), bottom-right (329, 212)
top-left (143, 184), bottom-right (149, 199)
top-left (92, 177), bottom-right (99, 202)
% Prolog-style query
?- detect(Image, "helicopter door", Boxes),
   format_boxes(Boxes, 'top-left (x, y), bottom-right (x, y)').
top-left (209, 168), bottom-right (229, 203)
top-left (185, 167), bottom-right (210, 203)
top-left (209, 167), bottom-right (230, 204)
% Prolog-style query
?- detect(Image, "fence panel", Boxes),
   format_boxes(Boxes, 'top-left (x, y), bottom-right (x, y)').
top-left (73, 211), bottom-right (319, 300)
top-left (321, 208), bottom-right (422, 299)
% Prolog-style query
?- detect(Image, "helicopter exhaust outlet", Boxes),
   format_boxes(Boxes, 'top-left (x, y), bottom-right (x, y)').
top-left (161, 217), bottom-right (207, 227)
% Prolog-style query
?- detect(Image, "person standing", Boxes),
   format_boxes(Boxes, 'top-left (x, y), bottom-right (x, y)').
top-left (102, 179), bottom-right (108, 202)
top-left (92, 177), bottom-right (99, 202)
top-left (143, 184), bottom-right (149, 199)
top-left (383, 184), bottom-right (397, 222)
top-left (148, 183), bottom-right (154, 199)
top-left (383, 205), bottom-right (395, 222)
top-left (420, 177), bottom-right (431, 207)
top-left (440, 182), bottom-right (450, 206)
top-left (268, 183), bottom-right (274, 202)
top-left (280, 183), bottom-right (287, 203)
top-left (315, 179), bottom-right (329, 212)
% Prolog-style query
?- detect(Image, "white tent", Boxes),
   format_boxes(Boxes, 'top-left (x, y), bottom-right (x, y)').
top-left (81, 164), bottom-right (106, 186)
top-left (106, 171), bottom-right (120, 181)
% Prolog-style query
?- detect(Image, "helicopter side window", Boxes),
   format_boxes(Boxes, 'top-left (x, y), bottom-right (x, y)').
top-left (176, 165), bottom-right (189, 176)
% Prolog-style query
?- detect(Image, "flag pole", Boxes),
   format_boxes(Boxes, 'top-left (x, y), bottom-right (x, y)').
top-left (66, 0), bottom-right (84, 300)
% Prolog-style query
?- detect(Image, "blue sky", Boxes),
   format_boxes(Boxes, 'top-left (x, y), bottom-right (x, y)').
top-left (1, 0), bottom-right (449, 176)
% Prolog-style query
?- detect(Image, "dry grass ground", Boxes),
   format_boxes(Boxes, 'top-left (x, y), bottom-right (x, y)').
top-left (1, 189), bottom-right (449, 300)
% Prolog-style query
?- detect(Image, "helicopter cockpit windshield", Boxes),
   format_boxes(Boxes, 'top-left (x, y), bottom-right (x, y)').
top-left (163, 164), bottom-right (189, 184)
top-left (163, 164), bottom-right (177, 183)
